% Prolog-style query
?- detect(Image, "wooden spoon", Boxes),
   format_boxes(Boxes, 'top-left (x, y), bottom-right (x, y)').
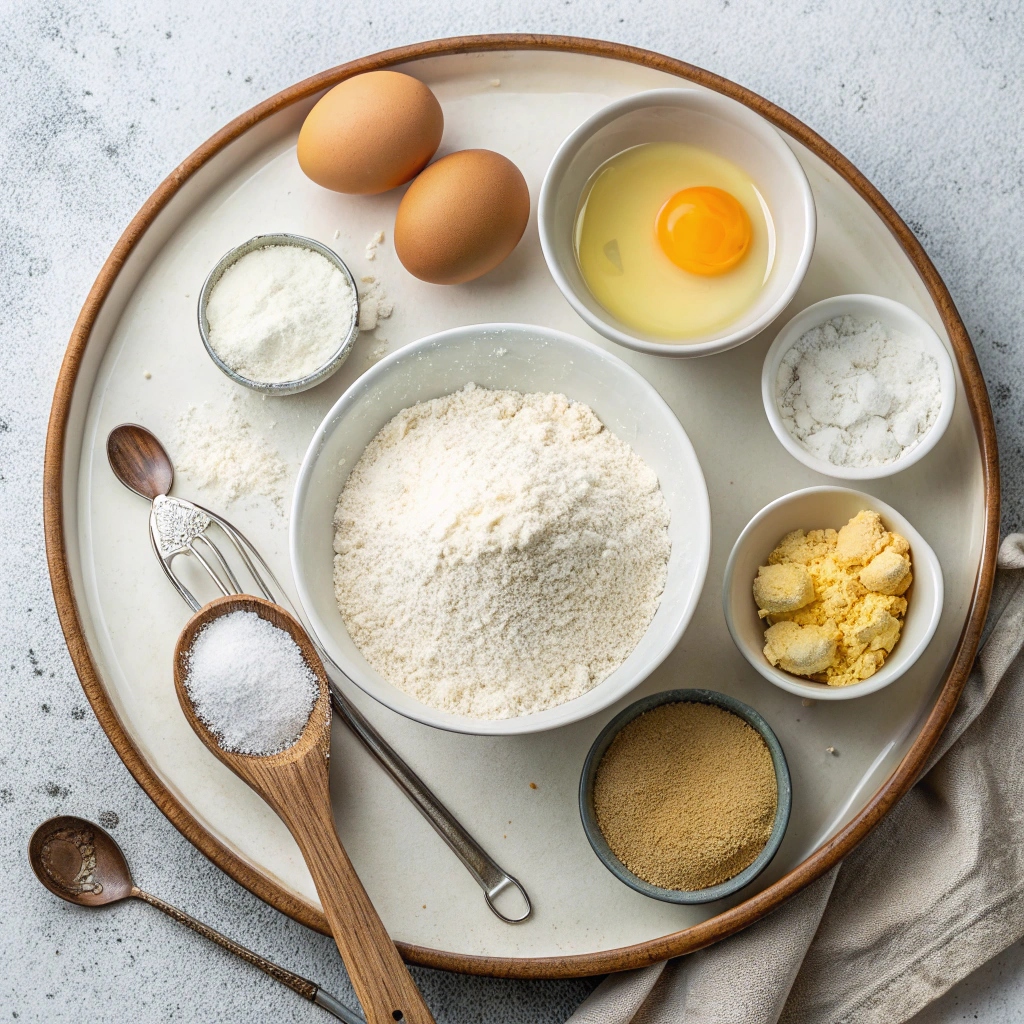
top-left (173, 594), bottom-right (435, 1024)
top-left (107, 422), bottom-right (174, 499)
top-left (28, 815), bottom-right (360, 1022)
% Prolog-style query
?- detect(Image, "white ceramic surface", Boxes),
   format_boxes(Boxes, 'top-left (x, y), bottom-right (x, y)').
top-left (538, 88), bottom-right (816, 357)
top-left (291, 323), bottom-right (711, 736)
top-left (60, 50), bottom-right (985, 961)
top-left (761, 294), bottom-right (957, 479)
top-left (722, 487), bottom-right (944, 700)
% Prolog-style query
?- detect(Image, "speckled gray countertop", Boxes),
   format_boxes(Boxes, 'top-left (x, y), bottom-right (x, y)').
top-left (2, 2), bottom-right (1023, 1021)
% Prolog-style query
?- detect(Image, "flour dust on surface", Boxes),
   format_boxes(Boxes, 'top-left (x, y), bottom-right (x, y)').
top-left (174, 391), bottom-right (288, 511)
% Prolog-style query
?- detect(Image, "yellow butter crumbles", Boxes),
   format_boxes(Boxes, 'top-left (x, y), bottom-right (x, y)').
top-left (752, 510), bottom-right (912, 687)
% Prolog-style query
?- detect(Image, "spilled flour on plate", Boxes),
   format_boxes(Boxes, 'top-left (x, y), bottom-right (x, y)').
top-left (357, 274), bottom-right (393, 332)
top-left (174, 392), bottom-right (288, 510)
top-left (332, 384), bottom-right (671, 719)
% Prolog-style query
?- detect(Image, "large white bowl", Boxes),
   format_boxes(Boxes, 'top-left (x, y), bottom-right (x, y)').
top-left (538, 88), bottom-right (816, 357)
top-left (291, 323), bottom-right (712, 735)
top-left (723, 486), bottom-right (943, 700)
top-left (761, 294), bottom-right (957, 480)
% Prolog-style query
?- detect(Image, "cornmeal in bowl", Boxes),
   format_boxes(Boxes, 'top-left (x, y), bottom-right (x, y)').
top-left (752, 510), bottom-right (912, 686)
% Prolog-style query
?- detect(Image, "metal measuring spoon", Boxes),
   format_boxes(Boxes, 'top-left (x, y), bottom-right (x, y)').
top-left (106, 423), bottom-right (531, 926)
top-left (29, 815), bottom-right (361, 1022)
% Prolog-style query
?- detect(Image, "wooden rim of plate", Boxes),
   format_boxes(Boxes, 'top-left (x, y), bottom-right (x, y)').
top-left (43, 34), bottom-right (1000, 978)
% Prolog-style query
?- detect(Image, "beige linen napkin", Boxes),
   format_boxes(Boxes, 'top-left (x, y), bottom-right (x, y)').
top-left (570, 534), bottom-right (1024, 1024)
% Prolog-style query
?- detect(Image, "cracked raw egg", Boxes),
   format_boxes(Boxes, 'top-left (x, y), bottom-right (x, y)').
top-left (656, 186), bottom-right (751, 275)
top-left (575, 142), bottom-right (774, 340)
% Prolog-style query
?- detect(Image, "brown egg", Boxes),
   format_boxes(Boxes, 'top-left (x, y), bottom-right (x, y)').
top-left (394, 150), bottom-right (530, 285)
top-left (297, 71), bottom-right (443, 194)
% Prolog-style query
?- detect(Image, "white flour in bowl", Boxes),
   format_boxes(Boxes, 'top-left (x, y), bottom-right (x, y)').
top-left (332, 385), bottom-right (671, 720)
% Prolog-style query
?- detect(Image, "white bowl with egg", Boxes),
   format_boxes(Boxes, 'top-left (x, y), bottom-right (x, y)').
top-left (538, 89), bottom-right (816, 357)
top-left (723, 486), bottom-right (943, 700)
top-left (290, 323), bottom-right (711, 736)
top-left (762, 294), bottom-right (956, 479)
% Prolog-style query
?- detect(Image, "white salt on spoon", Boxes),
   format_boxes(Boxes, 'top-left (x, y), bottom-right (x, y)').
top-left (184, 610), bottom-right (319, 756)
top-left (173, 599), bottom-right (438, 1024)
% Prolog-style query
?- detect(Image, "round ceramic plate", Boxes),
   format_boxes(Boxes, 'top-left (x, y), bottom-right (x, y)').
top-left (45, 37), bottom-right (997, 977)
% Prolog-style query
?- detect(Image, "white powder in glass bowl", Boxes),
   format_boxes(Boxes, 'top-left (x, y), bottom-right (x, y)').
top-left (206, 244), bottom-right (357, 384)
top-left (332, 385), bottom-right (671, 720)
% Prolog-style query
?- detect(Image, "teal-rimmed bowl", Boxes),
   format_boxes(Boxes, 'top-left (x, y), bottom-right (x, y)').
top-left (579, 688), bottom-right (791, 904)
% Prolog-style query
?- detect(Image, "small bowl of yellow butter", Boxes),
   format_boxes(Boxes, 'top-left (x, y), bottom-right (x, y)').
top-left (722, 486), bottom-right (943, 700)
top-left (538, 89), bottom-right (816, 358)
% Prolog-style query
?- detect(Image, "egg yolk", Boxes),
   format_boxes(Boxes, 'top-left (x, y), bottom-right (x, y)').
top-left (656, 186), bottom-right (752, 276)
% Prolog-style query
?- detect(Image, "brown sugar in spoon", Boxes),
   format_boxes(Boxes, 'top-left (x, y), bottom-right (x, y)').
top-left (173, 594), bottom-right (435, 1024)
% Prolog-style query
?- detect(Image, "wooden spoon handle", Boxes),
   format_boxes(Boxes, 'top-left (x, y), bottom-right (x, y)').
top-left (275, 774), bottom-right (435, 1024)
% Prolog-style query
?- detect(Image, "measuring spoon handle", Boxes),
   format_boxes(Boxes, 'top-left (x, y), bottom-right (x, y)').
top-left (330, 687), bottom-right (532, 924)
top-left (132, 887), bottom-right (360, 1021)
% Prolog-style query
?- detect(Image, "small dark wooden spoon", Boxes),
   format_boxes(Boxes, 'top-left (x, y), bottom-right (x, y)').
top-left (173, 594), bottom-right (435, 1024)
top-left (28, 815), bottom-right (361, 1021)
top-left (107, 422), bottom-right (174, 499)
top-left (30, 815), bottom-right (135, 907)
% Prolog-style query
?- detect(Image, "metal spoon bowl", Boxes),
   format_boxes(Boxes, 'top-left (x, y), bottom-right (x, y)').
top-left (30, 815), bottom-right (132, 907)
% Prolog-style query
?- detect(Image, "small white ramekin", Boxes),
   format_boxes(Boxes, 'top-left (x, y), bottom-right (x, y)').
top-left (538, 88), bottom-right (816, 358)
top-left (723, 486), bottom-right (943, 701)
top-left (762, 294), bottom-right (956, 480)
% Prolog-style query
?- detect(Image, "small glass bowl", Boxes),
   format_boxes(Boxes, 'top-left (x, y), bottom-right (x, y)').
top-left (197, 233), bottom-right (360, 396)
top-left (579, 688), bottom-right (791, 904)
